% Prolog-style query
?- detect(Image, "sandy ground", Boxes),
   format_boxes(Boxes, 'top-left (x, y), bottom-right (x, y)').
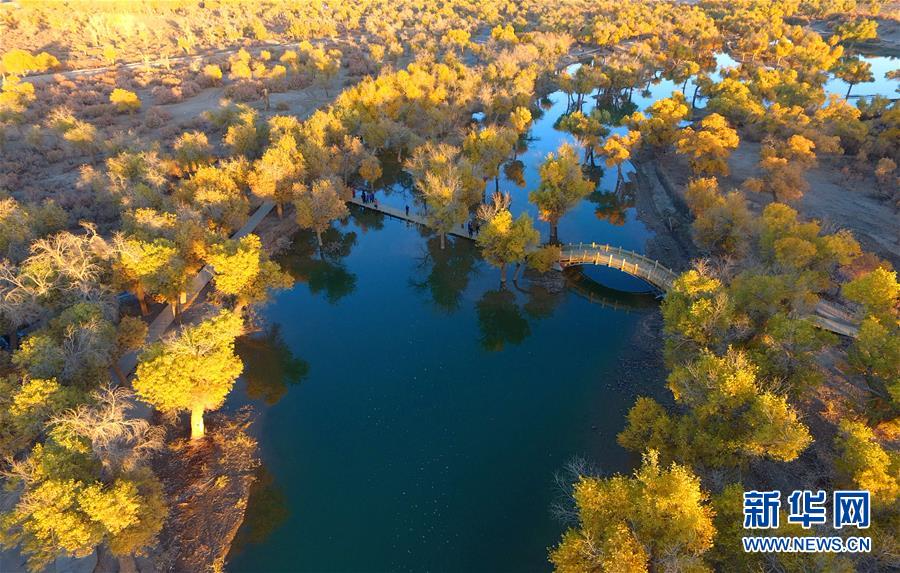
top-left (657, 143), bottom-right (900, 270)
top-left (725, 142), bottom-right (900, 269)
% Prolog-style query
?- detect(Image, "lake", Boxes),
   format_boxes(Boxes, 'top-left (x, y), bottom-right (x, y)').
top-left (225, 51), bottom-right (896, 572)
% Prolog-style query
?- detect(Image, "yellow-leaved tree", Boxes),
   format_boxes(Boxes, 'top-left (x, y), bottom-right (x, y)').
top-left (293, 177), bottom-right (350, 247)
top-left (550, 450), bottom-right (715, 573)
top-left (206, 234), bottom-right (292, 311)
top-left (529, 144), bottom-right (594, 242)
top-left (134, 310), bottom-right (244, 440)
top-left (676, 113), bottom-right (740, 176)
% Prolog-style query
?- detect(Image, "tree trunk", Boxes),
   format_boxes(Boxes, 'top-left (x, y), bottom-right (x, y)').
top-left (500, 263), bottom-right (507, 283)
top-left (7, 328), bottom-right (18, 351)
top-left (692, 84), bottom-right (700, 109)
top-left (136, 284), bottom-right (149, 316)
top-left (276, 202), bottom-right (284, 219)
top-left (117, 554), bottom-right (138, 573)
top-left (550, 222), bottom-right (559, 244)
top-left (440, 232), bottom-right (446, 250)
top-left (175, 291), bottom-right (187, 316)
top-left (316, 229), bottom-right (323, 247)
top-left (190, 404), bottom-right (205, 440)
top-left (845, 83), bottom-right (853, 100)
top-left (112, 362), bottom-right (127, 385)
top-left (513, 263), bottom-right (523, 282)
top-left (495, 175), bottom-right (500, 193)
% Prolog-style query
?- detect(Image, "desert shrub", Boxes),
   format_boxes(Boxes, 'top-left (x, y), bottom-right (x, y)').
top-left (201, 64), bottom-right (223, 87)
top-left (144, 107), bottom-right (171, 129)
top-left (110, 88), bottom-right (141, 113)
top-left (151, 86), bottom-right (183, 105)
top-left (224, 81), bottom-right (263, 102)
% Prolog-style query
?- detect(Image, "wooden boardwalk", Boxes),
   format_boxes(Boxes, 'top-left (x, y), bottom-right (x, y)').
top-left (331, 197), bottom-right (861, 337)
top-left (347, 195), bottom-right (475, 239)
top-left (814, 300), bottom-right (860, 338)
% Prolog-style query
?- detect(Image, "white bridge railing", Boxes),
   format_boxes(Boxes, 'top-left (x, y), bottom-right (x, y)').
top-left (559, 242), bottom-right (678, 290)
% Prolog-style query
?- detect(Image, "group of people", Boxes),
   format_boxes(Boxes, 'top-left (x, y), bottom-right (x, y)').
top-left (357, 189), bottom-right (378, 209)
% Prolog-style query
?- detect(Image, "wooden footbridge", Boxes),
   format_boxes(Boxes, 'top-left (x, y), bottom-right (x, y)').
top-left (347, 196), bottom-right (860, 337)
top-left (558, 243), bottom-right (679, 291)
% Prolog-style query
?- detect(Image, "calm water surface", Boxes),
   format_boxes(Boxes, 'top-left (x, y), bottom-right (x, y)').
top-left (226, 52), bottom-right (896, 572)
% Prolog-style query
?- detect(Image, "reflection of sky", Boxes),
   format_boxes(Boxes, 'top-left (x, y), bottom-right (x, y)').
top-left (825, 55), bottom-right (898, 98)
top-left (622, 52), bottom-right (897, 112)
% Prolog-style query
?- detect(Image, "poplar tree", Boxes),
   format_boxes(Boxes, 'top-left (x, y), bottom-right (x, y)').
top-left (529, 144), bottom-right (593, 242)
top-left (476, 193), bottom-right (539, 283)
top-left (599, 131), bottom-right (641, 186)
top-left (676, 113), bottom-right (740, 176)
top-left (550, 450), bottom-right (715, 573)
top-left (418, 170), bottom-right (468, 250)
top-left (293, 177), bottom-right (349, 247)
top-left (133, 311), bottom-right (244, 440)
top-left (834, 57), bottom-right (874, 99)
top-left (0, 388), bottom-right (165, 572)
top-left (251, 134), bottom-right (306, 218)
top-left (207, 234), bottom-right (292, 310)
top-left (463, 125), bottom-right (517, 193)
top-left (113, 236), bottom-right (187, 316)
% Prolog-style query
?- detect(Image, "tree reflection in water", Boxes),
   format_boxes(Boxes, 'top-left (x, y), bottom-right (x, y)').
top-left (278, 227), bottom-right (358, 304)
top-left (346, 204), bottom-right (385, 234)
top-left (503, 159), bottom-right (526, 188)
top-left (476, 287), bottom-right (531, 351)
top-left (227, 465), bottom-right (290, 558)
top-left (237, 324), bottom-right (309, 405)
top-left (593, 97), bottom-right (638, 125)
top-left (589, 180), bottom-right (635, 226)
top-left (410, 236), bottom-right (479, 313)
top-left (520, 283), bottom-right (564, 320)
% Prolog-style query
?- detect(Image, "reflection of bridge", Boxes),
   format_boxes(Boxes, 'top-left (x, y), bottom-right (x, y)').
top-left (563, 267), bottom-right (660, 312)
top-left (348, 197), bottom-right (860, 337)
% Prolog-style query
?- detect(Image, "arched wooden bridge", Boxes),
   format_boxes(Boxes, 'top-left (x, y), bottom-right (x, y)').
top-left (559, 243), bottom-right (679, 291)
top-left (558, 242), bottom-right (858, 337)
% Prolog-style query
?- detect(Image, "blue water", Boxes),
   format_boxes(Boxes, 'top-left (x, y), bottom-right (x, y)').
top-left (225, 50), bottom-right (896, 572)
